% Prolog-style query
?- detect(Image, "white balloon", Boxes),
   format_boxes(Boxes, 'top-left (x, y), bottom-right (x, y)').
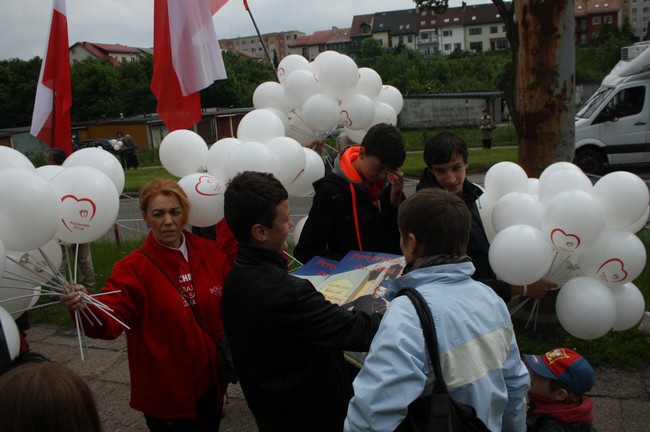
top-left (310, 51), bottom-right (341, 77)
top-left (356, 68), bottom-right (383, 99)
top-left (0, 306), bottom-right (20, 361)
top-left (286, 148), bottom-right (325, 196)
top-left (237, 109), bottom-right (286, 143)
top-left (609, 282), bottom-right (646, 331)
top-left (253, 81), bottom-right (293, 114)
top-left (265, 136), bottom-right (307, 189)
top-left (542, 190), bottom-right (605, 255)
top-left (484, 162), bottom-right (528, 199)
top-left (178, 173), bottom-right (225, 227)
top-left (537, 168), bottom-right (593, 205)
top-left (492, 192), bottom-right (544, 233)
top-left (0, 147), bottom-right (35, 171)
top-left (301, 93), bottom-right (340, 133)
top-left (292, 216), bottom-right (308, 245)
top-left (283, 69), bottom-right (320, 110)
top-left (538, 162), bottom-right (582, 184)
top-left (0, 168), bottom-right (61, 252)
top-left (339, 94), bottom-right (375, 130)
top-left (264, 108), bottom-right (291, 135)
top-left (623, 205), bottom-right (649, 233)
top-left (476, 190), bottom-right (497, 243)
top-left (288, 111), bottom-right (318, 146)
top-left (51, 166), bottom-right (120, 244)
top-left (556, 276), bottom-right (617, 340)
top-left (159, 130), bottom-right (209, 177)
top-left (488, 224), bottom-right (555, 285)
top-left (376, 85), bottom-right (404, 115)
top-left (366, 102), bottom-right (397, 129)
top-left (277, 54), bottom-right (310, 83)
top-left (36, 165), bottom-right (66, 181)
top-left (593, 171), bottom-right (650, 229)
top-left (63, 147), bottom-right (125, 195)
top-left (577, 229), bottom-right (646, 286)
top-left (0, 237), bottom-right (5, 279)
top-left (316, 53), bottom-right (359, 101)
top-left (343, 127), bottom-right (367, 145)
top-left (206, 137), bottom-right (242, 181)
top-left (223, 141), bottom-right (279, 182)
top-left (527, 178), bottom-right (539, 195)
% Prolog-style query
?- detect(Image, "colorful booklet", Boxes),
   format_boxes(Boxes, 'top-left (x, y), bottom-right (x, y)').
top-left (291, 256), bottom-right (339, 288)
top-left (309, 250), bottom-right (406, 369)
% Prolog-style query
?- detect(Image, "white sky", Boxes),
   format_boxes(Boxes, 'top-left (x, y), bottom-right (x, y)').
top-left (1, 0), bottom-right (486, 60)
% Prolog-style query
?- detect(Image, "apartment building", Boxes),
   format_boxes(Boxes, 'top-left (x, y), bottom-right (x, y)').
top-left (620, 0), bottom-right (649, 40)
top-left (576, 0), bottom-right (623, 44)
top-left (69, 42), bottom-right (147, 66)
top-left (219, 31), bottom-right (305, 63)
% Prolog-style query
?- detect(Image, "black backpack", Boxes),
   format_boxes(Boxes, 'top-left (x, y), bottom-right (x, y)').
top-left (395, 287), bottom-right (491, 432)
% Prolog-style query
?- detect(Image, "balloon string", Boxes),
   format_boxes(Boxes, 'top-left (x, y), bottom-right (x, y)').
top-left (74, 243), bottom-right (79, 285)
top-left (37, 246), bottom-right (69, 286)
top-left (5, 254), bottom-right (63, 288)
top-left (509, 296), bottom-right (531, 316)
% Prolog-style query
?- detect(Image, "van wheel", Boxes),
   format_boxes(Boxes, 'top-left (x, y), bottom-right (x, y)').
top-left (574, 149), bottom-right (604, 174)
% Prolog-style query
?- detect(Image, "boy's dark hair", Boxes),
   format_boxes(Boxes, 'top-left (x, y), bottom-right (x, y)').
top-left (398, 188), bottom-right (471, 256)
top-left (46, 148), bottom-right (67, 166)
top-left (422, 132), bottom-right (469, 167)
top-left (224, 171), bottom-right (288, 243)
top-left (361, 123), bottom-right (406, 170)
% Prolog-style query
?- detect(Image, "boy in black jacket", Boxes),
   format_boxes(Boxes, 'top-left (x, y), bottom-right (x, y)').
top-left (295, 123), bottom-right (406, 263)
top-left (222, 171), bottom-right (381, 432)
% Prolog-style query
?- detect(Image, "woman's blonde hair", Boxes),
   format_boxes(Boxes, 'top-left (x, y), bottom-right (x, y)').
top-left (139, 178), bottom-right (191, 225)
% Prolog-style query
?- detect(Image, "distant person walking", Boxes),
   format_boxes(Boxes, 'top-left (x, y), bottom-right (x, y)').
top-left (123, 134), bottom-right (139, 170)
top-left (479, 108), bottom-right (496, 149)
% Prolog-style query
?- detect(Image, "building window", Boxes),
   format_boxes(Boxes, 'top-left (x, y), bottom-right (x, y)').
top-left (421, 20), bottom-right (426, 25)
top-left (444, 43), bottom-right (451, 51)
top-left (408, 35), bottom-right (413, 43)
top-left (469, 27), bottom-right (482, 35)
top-left (595, 3), bottom-right (600, 7)
top-left (454, 42), bottom-right (462, 50)
top-left (593, 16), bottom-right (601, 24)
top-left (605, 15), bottom-right (613, 24)
top-left (490, 26), bottom-right (498, 33)
top-left (400, 25), bottom-right (404, 30)
top-left (71, 48), bottom-right (76, 54)
top-left (469, 41), bottom-right (483, 51)
top-left (443, 29), bottom-right (452, 37)
top-left (399, 36), bottom-right (404, 44)
top-left (496, 39), bottom-right (508, 49)
top-left (422, 10), bottom-right (427, 16)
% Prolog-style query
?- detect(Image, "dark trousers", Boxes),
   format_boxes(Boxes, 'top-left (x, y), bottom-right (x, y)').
top-left (144, 387), bottom-right (223, 432)
top-left (482, 139), bottom-right (492, 149)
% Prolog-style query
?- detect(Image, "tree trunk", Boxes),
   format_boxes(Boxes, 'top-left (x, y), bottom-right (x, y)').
top-left (515, 0), bottom-right (576, 177)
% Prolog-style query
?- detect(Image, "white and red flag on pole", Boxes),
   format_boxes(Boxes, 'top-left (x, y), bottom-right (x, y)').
top-left (30, 0), bottom-right (72, 155)
top-left (151, 0), bottom-right (228, 132)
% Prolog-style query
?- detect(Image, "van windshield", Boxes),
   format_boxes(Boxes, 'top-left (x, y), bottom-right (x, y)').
top-left (576, 86), bottom-right (614, 118)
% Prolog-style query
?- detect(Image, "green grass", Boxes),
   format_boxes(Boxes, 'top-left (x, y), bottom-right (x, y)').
top-left (122, 166), bottom-right (178, 193)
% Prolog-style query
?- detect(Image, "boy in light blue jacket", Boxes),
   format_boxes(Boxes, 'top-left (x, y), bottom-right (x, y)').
top-left (345, 188), bottom-right (530, 432)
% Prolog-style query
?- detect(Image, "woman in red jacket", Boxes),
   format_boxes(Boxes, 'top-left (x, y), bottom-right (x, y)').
top-left (62, 178), bottom-right (236, 432)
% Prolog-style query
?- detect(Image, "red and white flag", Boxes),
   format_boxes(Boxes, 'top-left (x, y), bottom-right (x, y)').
top-left (151, 0), bottom-right (228, 132)
top-left (30, 0), bottom-right (72, 155)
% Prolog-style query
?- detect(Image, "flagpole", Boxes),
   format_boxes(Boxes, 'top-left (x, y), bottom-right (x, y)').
top-left (243, 0), bottom-right (277, 76)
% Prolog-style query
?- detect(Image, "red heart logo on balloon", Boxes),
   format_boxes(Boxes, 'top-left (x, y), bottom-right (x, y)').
top-left (340, 109), bottom-right (353, 127)
top-left (277, 67), bottom-right (285, 80)
top-left (60, 194), bottom-right (97, 233)
top-left (195, 175), bottom-right (222, 197)
top-left (596, 258), bottom-right (628, 283)
top-left (550, 228), bottom-right (581, 253)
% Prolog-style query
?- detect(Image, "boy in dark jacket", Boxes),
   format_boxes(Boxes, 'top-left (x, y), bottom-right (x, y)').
top-left (415, 131), bottom-right (555, 303)
top-left (294, 123), bottom-right (406, 263)
top-left (523, 347), bottom-right (596, 432)
top-left (222, 171), bottom-right (382, 432)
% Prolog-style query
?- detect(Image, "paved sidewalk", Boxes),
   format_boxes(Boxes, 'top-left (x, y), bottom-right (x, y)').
top-left (26, 323), bottom-right (650, 432)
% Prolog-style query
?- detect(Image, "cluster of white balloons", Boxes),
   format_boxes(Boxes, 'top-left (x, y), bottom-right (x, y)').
top-left (0, 146), bottom-right (122, 318)
top-left (254, 52), bottom-right (404, 146)
top-left (159, 127), bottom-right (325, 227)
top-left (480, 161), bottom-right (649, 340)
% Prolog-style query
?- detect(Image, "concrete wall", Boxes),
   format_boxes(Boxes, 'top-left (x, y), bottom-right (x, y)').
top-left (399, 95), bottom-right (504, 129)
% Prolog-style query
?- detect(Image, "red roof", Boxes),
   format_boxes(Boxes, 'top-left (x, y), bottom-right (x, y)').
top-left (289, 28), bottom-right (351, 47)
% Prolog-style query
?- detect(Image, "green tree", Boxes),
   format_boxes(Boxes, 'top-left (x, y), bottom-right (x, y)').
top-left (71, 58), bottom-right (121, 121)
top-left (0, 57), bottom-right (41, 128)
top-left (201, 51), bottom-right (275, 108)
top-left (117, 55), bottom-right (156, 117)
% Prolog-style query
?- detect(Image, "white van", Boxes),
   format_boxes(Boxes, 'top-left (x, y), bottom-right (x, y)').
top-left (574, 42), bottom-right (650, 174)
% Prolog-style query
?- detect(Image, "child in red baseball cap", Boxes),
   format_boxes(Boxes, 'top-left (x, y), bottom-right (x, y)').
top-left (523, 347), bottom-right (596, 432)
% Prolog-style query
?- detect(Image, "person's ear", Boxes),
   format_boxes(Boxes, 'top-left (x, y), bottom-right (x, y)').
top-left (406, 233), bottom-right (419, 256)
top-left (554, 388), bottom-right (569, 402)
top-left (251, 224), bottom-right (267, 243)
top-left (358, 146), bottom-right (366, 159)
